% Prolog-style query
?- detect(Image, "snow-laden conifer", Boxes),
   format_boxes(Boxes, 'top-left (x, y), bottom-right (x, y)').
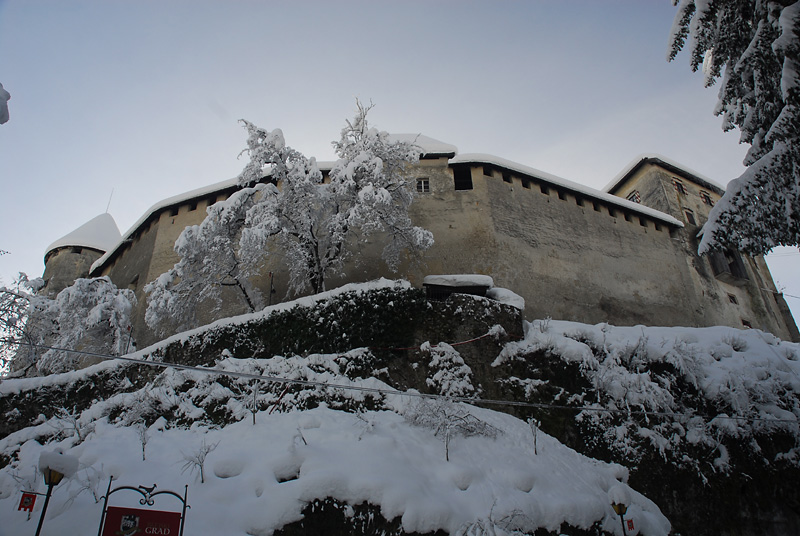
top-left (668, 0), bottom-right (800, 254)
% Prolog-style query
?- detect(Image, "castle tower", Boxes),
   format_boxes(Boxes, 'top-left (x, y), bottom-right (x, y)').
top-left (42, 213), bottom-right (121, 297)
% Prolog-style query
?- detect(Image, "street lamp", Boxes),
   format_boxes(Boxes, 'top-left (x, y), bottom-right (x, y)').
top-left (36, 449), bottom-right (78, 536)
top-left (608, 484), bottom-right (631, 536)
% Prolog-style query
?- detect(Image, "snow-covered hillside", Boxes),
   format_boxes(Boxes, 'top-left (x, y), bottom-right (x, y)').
top-left (1, 281), bottom-right (798, 535)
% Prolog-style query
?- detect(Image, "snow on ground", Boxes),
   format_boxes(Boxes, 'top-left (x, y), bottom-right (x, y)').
top-left (0, 401), bottom-right (669, 536)
top-left (2, 280), bottom-right (798, 535)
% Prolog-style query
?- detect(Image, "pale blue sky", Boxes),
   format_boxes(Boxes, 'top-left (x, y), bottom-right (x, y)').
top-left (1, 0), bottom-right (797, 322)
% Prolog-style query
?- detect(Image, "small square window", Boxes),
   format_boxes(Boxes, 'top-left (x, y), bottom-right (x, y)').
top-left (741, 319), bottom-right (752, 328)
top-left (483, 165), bottom-right (493, 177)
top-left (673, 179), bottom-right (688, 195)
top-left (416, 178), bottom-right (430, 193)
top-left (189, 201), bottom-right (198, 212)
top-left (557, 190), bottom-right (566, 201)
top-left (170, 206), bottom-right (179, 217)
top-left (684, 209), bottom-right (696, 225)
top-left (522, 179), bottom-right (531, 189)
top-left (540, 184), bottom-right (549, 195)
top-left (502, 173), bottom-right (512, 184)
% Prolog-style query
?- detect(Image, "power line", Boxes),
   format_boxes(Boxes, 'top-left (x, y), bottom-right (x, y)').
top-left (3, 339), bottom-right (798, 426)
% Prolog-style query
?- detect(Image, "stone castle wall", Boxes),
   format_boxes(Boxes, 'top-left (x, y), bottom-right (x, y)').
top-left (52, 155), bottom-right (797, 347)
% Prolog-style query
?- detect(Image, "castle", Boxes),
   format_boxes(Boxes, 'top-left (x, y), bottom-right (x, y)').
top-left (40, 136), bottom-right (800, 346)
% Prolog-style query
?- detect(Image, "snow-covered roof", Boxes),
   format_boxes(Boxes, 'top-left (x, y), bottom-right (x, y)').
top-left (45, 213), bottom-right (121, 257)
top-left (388, 134), bottom-right (458, 157)
top-left (90, 177), bottom-right (243, 273)
top-left (423, 274), bottom-right (494, 288)
top-left (604, 153), bottom-right (726, 195)
top-left (451, 153), bottom-right (684, 227)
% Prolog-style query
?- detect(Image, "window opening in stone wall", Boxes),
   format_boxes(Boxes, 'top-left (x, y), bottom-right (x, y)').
top-left (626, 190), bottom-right (641, 203)
top-left (575, 196), bottom-right (584, 207)
top-left (522, 178), bottom-right (531, 189)
top-left (557, 190), bottom-right (566, 201)
top-left (453, 166), bottom-right (473, 191)
top-left (654, 223), bottom-right (662, 231)
top-left (170, 206), bottom-right (179, 217)
top-left (623, 212), bottom-right (631, 222)
top-left (483, 165), bottom-right (493, 177)
top-left (700, 191), bottom-right (714, 206)
top-left (540, 184), bottom-right (549, 195)
top-left (741, 319), bottom-right (752, 328)
top-left (189, 201), bottom-right (198, 211)
top-left (593, 201), bottom-right (601, 212)
top-left (639, 217), bottom-right (647, 227)
top-left (728, 293), bottom-right (739, 304)
top-left (608, 207), bottom-right (617, 218)
top-left (70, 246), bottom-right (82, 254)
top-left (502, 173), bottom-right (512, 184)
top-left (684, 209), bottom-right (696, 225)
top-left (416, 178), bottom-right (430, 193)
top-left (673, 178), bottom-right (688, 195)
top-left (709, 249), bottom-right (750, 285)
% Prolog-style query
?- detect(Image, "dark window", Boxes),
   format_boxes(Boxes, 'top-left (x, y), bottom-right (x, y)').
top-left (502, 173), bottom-right (512, 184)
top-left (540, 184), bottom-right (549, 195)
top-left (575, 196), bottom-right (584, 207)
top-left (608, 208), bottom-right (617, 218)
top-left (522, 179), bottom-right (531, 189)
top-left (673, 179), bottom-right (688, 195)
top-left (416, 178), bottom-right (430, 193)
top-left (70, 246), bottom-right (82, 254)
top-left (453, 166), bottom-right (473, 191)
top-left (170, 206), bottom-right (179, 217)
top-left (482, 165), bottom-right (493, 177)
top-left (741, 319), bottom-right (752, 329)
top-left (624, 212), bottom-right (632, 222)
top-left (593, 202), bottom-right (601, 212)
top-left (639, 217), bottom-right (647, 227)
top-left (189, 201), bottom-right (198, 211)
top-left (728, 294), bottom-right (739, 305)
top-left (626, 190), bottom-right (641, 203)
top-left (654, 223), bottom-right (662, 231)
top-left (709, 249), bottom-right (750, 285)
top-left (684, 209), bottom-right (696, 225)
top-left (700, 191), bottom-right (714, 206)
top-left (557, 190), bottom-right (566, 201)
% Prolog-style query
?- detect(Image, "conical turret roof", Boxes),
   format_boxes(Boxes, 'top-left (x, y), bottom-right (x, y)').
top-left (45, 213), bottom-right (121, 258)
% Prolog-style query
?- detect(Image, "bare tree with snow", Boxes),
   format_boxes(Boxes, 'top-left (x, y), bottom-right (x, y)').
top-left (146, 102), bottom-right (433, 331)
top-left (1, 275), bottom-right (136, 375)
top-left (668, 1), bottom-right (800, 254)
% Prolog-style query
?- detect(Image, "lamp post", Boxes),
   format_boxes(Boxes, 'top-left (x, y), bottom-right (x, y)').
top-left (36, 449), bottom-right (78, 536)
top-left (608, 483), bottom-right (631, 536)
top-left (611, 501), bottom-right (628, 536)
top-left (35, 466), bottom-right (65, 536)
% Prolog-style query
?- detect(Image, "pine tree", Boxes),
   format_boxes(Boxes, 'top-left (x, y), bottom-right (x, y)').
top-left (668, 0), bottom-right (800, 254)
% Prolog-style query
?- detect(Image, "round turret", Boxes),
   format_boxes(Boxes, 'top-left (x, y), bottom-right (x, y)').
top-left (42, 213), bottom-right (121, 296)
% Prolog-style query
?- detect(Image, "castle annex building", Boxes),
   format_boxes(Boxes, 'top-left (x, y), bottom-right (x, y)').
top-left (41, 137), bottom-right (800, 345)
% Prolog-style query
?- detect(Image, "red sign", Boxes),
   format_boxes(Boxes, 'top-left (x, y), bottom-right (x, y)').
top-left (627, 518), bottom-right (635, 531)
top-left (18, 492), bottom-right (36, 512)
top-left (102, 506), bottom-right (181, 536)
